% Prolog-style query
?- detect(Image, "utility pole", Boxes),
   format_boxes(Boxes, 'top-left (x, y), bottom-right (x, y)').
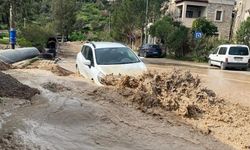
top-left (144, 0), bottom-right (149, 44)
top-left (9, 2), bottom-right (16, 49)
top-left (109, 11), bottom-right (111, 35)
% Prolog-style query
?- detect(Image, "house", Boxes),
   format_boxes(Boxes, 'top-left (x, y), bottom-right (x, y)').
top-left (163, 0), bottom-right (235, 39)
top-left (233, 0), bottom-right (250, 34)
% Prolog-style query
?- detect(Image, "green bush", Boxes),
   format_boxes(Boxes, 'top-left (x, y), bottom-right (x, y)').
top-left (0, 32), bottom-right (8, 39)
top-left (149, 16), bottom-right (189, 57)
top-left (19, 24), bottom-right (54, 50)
top-left (17, 37), bottom-right (33, 47)
top-left (0, 24), bottom-right (8, 30)
top-left (0, 38), bottom-right (9, 44)
top-left (236, 17), bottom-right (250, 47)
top-left (192, 17), bottom-right (218, 36)
top-left (190, 37), bottom-right (229, 62)
top-left (69, 31), bottom-right (86, 41)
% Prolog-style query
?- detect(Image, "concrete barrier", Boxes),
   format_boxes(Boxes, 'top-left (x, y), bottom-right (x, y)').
top-left (0, 47), bottom-right (40, 64)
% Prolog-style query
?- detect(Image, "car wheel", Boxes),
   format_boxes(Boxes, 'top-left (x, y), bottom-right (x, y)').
top-left (208, 59), bottom-right (212, 66)
top-left (242, 67), bottom-right (248, 71)
top-left (143, 52), bottom-right (148, 58)
top-left (220, 62), bottom-right (226, 70)
top-left (138, 52), bottom-right (140, 56)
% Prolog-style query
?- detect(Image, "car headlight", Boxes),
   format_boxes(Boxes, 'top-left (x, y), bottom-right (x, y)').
top-left (97, 72), bottom-right (105, 83)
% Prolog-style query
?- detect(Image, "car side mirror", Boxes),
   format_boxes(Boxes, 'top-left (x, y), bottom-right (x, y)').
top-left (84, 60), bottom-right (91, 68)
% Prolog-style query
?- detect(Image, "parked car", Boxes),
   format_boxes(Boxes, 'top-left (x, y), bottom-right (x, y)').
top-left (76, 42), bottom-right (147, 85)
top-left (138, 44), bottom-right (162, 58)
top-left (208, 44), bottom-right (250, 70)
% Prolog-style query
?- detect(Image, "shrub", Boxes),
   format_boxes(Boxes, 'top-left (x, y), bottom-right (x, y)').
top-left (192, 18), bottom-right (218, 36)
top-left (17, 37), bottom-right (32, 47)
top-left (236, 17), bottom-right (250, 47)
top-left (19, 24), bottom-right (54, 51)
top-left (69, 31), bottom-right (86, 41)
top-left (190, 37), bottom-right (229, 62)
top-left (0, 38), bottom-right (9, 44)
top-left (149, 16), bottom-right (189, 57)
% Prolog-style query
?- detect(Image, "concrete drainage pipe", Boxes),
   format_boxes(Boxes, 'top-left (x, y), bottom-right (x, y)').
top-left (0, 47), bottom-right (40, 64)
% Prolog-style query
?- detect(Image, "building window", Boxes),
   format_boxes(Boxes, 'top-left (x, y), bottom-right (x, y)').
top-left (179, 9), bottom-right (182, 18)
top-left (215, 10), bottom-right (223, 21)
top-left (186, 11), bottom-right (193, 18)
top-left (198, 11), bottom-right (201, 17)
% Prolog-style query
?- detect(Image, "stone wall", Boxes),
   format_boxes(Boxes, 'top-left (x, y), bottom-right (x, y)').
top-left (234, 0), bottom-right (250, 34)
top-left (207, 3), bottom-right (234, 39)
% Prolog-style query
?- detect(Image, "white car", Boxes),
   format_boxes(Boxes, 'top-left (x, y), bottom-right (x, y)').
top-left (208, 44), bottom-right (250, 70)
top-left (76, 42), bottom-right (147, 85)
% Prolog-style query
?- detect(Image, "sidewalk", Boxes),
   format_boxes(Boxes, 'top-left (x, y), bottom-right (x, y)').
top-left (143, 58), bottom-right (210, 69)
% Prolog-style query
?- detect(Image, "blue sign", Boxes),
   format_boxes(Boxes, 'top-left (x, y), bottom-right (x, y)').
top-left (10, 29), bottom-right (16, 44)
top-left (195, 31), bottom-right (203, 39)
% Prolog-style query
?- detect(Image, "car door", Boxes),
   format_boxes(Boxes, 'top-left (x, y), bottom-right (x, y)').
top-left (84, 46), bottom-right (96, 80)
top-left (77, 46), bottom-right (89, 78)
top-left (209, 47), bottom-right (219, 65)
top-left (217, 47), bottom-right (227, 65)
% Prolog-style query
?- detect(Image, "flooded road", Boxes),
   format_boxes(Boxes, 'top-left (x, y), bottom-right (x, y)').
top-left (58, 43), bottom-right (250, 107)
top-left (1, 69), bottom-right (232, 150)
top-left (1, 43), bottom-right (249, 149)
top-left (144, 58), bottom-right (250, 107)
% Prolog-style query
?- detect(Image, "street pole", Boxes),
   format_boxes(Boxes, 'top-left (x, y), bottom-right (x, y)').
top-left (144, 0), bottom-right (149, 44)
top-left (9, 3), bottom-right (16, 49)
top-left (109, 11), bottom-right (111, 36)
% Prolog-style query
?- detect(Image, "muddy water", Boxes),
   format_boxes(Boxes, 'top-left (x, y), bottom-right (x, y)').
top-left (0, 69), bottom-right (232, 150)
top-left (144, 58), bottom-right (250, 107)
top-left (57, 44), bottom-right (250, 108)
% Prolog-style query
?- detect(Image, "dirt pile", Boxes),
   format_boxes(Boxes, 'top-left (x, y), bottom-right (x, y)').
top-left (102, 70), bottom-right (221, 118)
top-left (0, 61), bottom-right (11, 71)
top-left (102, 70), bottom-right (250, 149)
top-left (0, 72), bottom-right (40, 99)
top-left (0, 132), bottom-right (26, 150)
top-left (16, 59), bottom-right (73, 76)
top-left (42, 82), bottom-right (71, 92)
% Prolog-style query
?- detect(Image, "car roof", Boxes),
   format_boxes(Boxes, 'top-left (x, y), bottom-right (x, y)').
top-left (85, 42), bottom-right (126, 49)
top-left (219, 44), bottom-right (249, 47)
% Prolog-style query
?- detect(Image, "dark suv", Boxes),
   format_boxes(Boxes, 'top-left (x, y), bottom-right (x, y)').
top-left (138, 44), bottom-right (162, 58)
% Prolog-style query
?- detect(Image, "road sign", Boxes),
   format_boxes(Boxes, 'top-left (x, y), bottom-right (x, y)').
top-left (195, 31), bottom-right (203, 39)
top-left (9, 28), bottom-right (16, 44)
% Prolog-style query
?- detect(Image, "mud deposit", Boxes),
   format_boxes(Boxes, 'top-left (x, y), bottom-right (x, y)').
top-left (102, 70), bottom-right (250, 149)
top-left (0, 69), bottom-right (235, 150)
top-left (0, 72), bottom-right (39, 99)
top-left (42, 82), bottom-right (71, 93)
top-left (0, 61), bottom-right (11, 71)
top-left (15, 59), bottom-right (73, 76)
top-left (0, 132), bottom-right (28, 150)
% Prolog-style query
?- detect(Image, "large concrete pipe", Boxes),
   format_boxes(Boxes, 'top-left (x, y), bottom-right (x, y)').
top-left (0, 47), bottom-right (40, 64)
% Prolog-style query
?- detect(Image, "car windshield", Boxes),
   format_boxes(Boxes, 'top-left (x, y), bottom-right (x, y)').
top-left (229, 47), bottom-right (249, 56)
top-left (149, 45), bottom-right (160, 49)
top-left (95, 47), bottom-right (140, 65)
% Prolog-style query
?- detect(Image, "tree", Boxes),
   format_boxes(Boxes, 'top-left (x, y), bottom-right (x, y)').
top-left (111, 0), bottom-right (166, 43)
top-left (192, 17), bottom-right (218, 36)
top-left (236, 17), bottom-right (250, 47)
top-left (149, 16), bottom-right (189, 57)
top-left (73, 2), bottom-right (110, 41)
top-left (52, 0), bottom-right (77, 42)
